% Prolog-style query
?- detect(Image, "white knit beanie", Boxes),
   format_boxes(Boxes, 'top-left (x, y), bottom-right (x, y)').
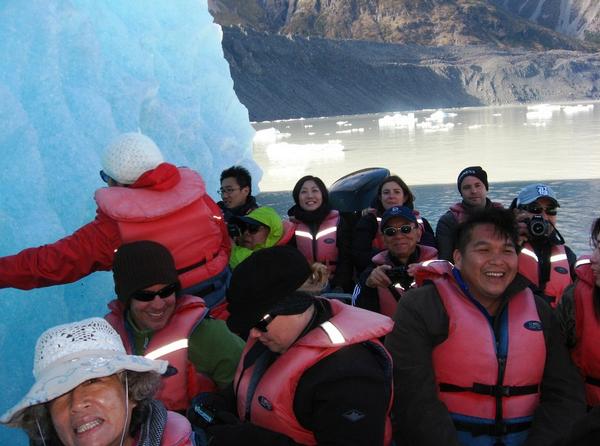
top-left (101, 132), bottom-right (164, 184)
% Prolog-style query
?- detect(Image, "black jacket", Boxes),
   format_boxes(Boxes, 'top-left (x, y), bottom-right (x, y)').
top-left (384, 274), bottom-right (586, 446)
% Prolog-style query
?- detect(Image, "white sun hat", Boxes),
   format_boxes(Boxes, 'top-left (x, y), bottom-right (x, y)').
top-left (101, 132), bottom-right (164, 184)
top-left (0, 317), bottom-right (167, 427)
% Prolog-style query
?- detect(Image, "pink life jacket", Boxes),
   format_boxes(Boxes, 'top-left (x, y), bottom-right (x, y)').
top-left (160, 410), bottom-right (195, 446)
top-left (234, 300), bottom-right (394, 445)
top-left (278, 220), bottom-right (297, 246)
top-left (105, 295), bottom-right (217, 412)
top-left (518, 242), bottom-right (572, 307)
top-left (572, 256), bottom-right (600, 406)
top-left (95, 167), bottom-right (230, 291)
top-left (293, 210), bottom-right (340, 277)
top-left (424, 262), bottom-right (545, 439)
top-left (372, 245), bottom-right (438, 317)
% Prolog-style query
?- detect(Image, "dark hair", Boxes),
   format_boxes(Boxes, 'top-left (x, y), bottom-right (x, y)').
top-left (20, 371), bottom-right (161, 444)
top-left (375, 175), bottom-right (415, 214)
top-left (220, 165), bottom-right (252, 194)
top-left (455, 208), bottom-right (519, 255)
top-left (292, 175), bottom-right (329, 206)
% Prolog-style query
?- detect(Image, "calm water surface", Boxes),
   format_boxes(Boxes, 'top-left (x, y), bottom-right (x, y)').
top-left (253, 102), bottom-right (600, 255)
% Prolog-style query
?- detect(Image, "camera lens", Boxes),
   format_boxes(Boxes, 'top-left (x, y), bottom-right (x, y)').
top-left (528, 216), bottom-right (548, 237)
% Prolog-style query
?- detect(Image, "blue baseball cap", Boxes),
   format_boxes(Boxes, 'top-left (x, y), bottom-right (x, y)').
top-left (516, 183), bottom-right (559, 207)
top-left (380, 206), bottom-right (417, 231)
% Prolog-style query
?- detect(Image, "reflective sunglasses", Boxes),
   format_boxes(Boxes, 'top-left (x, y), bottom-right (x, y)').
top-left (383, 225), bottom-right (415, 236)
top-left (253, 314), bottom-right (275, 333)
top-left (242, 224), bottom-right (263, 234)
top-left (99, 170), bottom-right (112, 184)
top-left (130, 283), bottom-right (178, 302)
top-left (519, 204), bottom-right (558, 216)
top-left (218, 187), bottom-right (240, 196)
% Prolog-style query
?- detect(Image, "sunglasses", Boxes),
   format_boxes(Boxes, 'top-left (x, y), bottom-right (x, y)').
top-left (130, 283), bottom-right (178, 302)
top-left (99, 170), bottom-right (112, 184)
top-left (253, 314), bottom-right (275, 333)
top-left (242, 224), bottom-right (264, 234)
top-left (519, 204), bottom-right (558, 216)
top-left (383, 225), bottom-right (415, 236)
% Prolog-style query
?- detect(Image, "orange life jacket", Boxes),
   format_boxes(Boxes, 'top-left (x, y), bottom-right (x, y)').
top-left (293, 210), bottom-right (340, 277)
top-left (572, 257), bottom-right (600, 406)
top-left (518, 242), bottom-right (572, 307)
top-left (234, 300), bottom-right (394, 445)
top-left (421, 262), bottom-right (545, 444)
top-left (105, 295), bottom-right (217, 412)
top-left (372, 245), bottom-right (438, 317)
top-left (95, 168), bottom-right (230, 294)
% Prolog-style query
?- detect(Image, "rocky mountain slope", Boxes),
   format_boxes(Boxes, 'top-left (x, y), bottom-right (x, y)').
top-left (210, 0), bottom-right (590, 50)
top-left (222, 26), bottom-right (600, 121)
top-left (490, 0), bottom-right (600, 42)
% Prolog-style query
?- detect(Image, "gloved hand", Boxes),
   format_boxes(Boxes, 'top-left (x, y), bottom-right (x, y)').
top-left (187, 392), bottom-right (236, 429)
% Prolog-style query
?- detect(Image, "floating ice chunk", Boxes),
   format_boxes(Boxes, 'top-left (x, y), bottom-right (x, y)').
top-left (426, 110), bottom-right (458, 122)
top-left (336, 120), bottom-right (348, 126)
top-left (253, 128), bottom-right (291, 145)
top-left (417, 121), bottom-right (455, 132)
top-left (304, 124), bottom-right (313, 128)
top-left (335, 128), bottom-right (365, 134)
top-left (492, 113), bottom-right (502, 117)
top-left (308, 132), bottom-right (316, 136)
top-left (526, 104), bottom-right (561, 120)
top-left (563, 104), bottom-right (594, 114)
top-left (378, 112), bottom-right (417, 129)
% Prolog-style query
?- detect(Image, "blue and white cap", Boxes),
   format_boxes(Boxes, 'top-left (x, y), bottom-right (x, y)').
top-left (516, 183), bottom-right (559, 207)
top-left (380, 206), bottom-right (417, 231)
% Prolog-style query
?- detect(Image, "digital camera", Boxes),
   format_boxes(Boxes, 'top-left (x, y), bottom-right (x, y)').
top-left (527, 215), bottom-right (548, 238)
top-left (385, 266), bottom-right (410, 285)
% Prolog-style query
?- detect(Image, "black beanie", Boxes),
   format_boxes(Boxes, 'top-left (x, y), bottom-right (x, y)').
top-left (112, 241), bottom-right (180, 304)
top-left (226, 246), bottom-right (313, 334)
top-left (457, 166), bottom-right (489, 192)
top-left (292, 175), bottom-right (329, 206)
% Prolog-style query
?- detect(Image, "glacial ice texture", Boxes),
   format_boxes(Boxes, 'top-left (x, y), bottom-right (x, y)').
top-left (0, 1), bottom-right (256, 443)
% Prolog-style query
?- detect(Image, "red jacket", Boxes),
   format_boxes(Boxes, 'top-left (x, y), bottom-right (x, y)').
top-left (161, 410), bottom-right (196, 446)
top-left (0, 163), bottom-right (230, 290)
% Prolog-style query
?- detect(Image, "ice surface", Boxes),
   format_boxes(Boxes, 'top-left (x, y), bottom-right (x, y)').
top-left (0, 1), bottom-right (255, 443)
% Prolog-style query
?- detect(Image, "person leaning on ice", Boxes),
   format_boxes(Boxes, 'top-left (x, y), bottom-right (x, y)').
top-left (0, 317), bottom-right (199, 446)
top-left (0, 132), bottom-right (231, 308)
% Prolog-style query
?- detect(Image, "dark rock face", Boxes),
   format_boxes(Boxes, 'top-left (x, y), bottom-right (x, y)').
top-left (210, 0), bottom-right (588, 50)
top-left (223, 26), bottom-right (600, 121)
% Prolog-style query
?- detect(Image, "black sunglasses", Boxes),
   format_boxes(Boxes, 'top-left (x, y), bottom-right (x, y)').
top-left (243, 224), bottom-right (263, 235)
top-left (383, 225), bottom-right (415, 236)
top-left (99, 170), bottom-right (112, 184)
top-left (519, 204), bottom-right (558, 216)
top-left (253, 314), bottom-right (275, 333)
top-left (130, 283), bottom-right (178, 302)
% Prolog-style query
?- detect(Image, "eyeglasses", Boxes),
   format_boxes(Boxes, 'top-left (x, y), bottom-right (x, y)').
top-left (253, 314), bottom-right (275, 333)
top-left (519, 204), bottom-right (558, 216)
top-left (242, 224), bottom-right (263, 234)
top-left (99, 170), bottom-right (112, 184)
top-left (383, 225), bottom-right (415, 236)
top-left (218, 187), bottom-right (240, 196)
top-left (130, 283), bottom-right (178, 302)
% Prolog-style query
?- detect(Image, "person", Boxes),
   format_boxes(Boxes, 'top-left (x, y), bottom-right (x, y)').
top-left (287, 175), bottom-right (354, 292)
top-left (354, 206), bottom-right (438, 316)
top-left (556, 217), bottom-right (600, 407)
top-left (217, 165), bottom-right (258, 221)
top-left (0, 317), bottom-right (198, 445)
top-left (435, 166), bottom-right (503, 261)
top-left (0, 132), bottom-right (231, 308)
top-left (385, 207), bottom-right (585, 446)
top-left (352, 174), bottom-right (436, 274)
top-left (228, 206), bottom-right (294, 269)
top-left (193, 246), bottom-right (394, 446)
top-left (105, 240), bottom-right (244, 413)
top-left (513, 183), bottom-right (576, 307)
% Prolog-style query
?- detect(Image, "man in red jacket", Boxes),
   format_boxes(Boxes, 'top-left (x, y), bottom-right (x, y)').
top-left (0, 132), bottom-right (231, 307)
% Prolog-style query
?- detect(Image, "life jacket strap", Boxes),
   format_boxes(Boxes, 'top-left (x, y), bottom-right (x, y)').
top-left (453, 420), bottom-right (531, 437)
top-left (439, 382), bottom-right (540, 397)
top-left (585, 376), bottom-right (600, 388)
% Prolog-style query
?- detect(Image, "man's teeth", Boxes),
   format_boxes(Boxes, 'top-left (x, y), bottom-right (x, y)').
top-left (486, 272), bottom-right (504, 277)
top-left (76, 420), bottom-right (102, 434)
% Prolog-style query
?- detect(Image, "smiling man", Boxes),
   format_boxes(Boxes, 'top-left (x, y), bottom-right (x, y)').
top-left (435, 166), bottom-right (503, 261)
top-left (354, 206), bottom-right (438, 316)
top-left (104, 240), bottom-right (244, 413)
top-left (385, 207), bottom-right (585, 446)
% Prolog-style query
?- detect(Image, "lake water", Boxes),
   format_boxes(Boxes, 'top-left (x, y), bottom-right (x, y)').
top-left (252, 102), bottom-right (600, 255)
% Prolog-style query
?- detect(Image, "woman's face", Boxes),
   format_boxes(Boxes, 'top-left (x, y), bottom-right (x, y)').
top-left (298, 180), bottom-right (323, 211)
top-left (49, 374), bottom-right (135, 446)
top-left (380, 181), bottom-right (406, 210)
